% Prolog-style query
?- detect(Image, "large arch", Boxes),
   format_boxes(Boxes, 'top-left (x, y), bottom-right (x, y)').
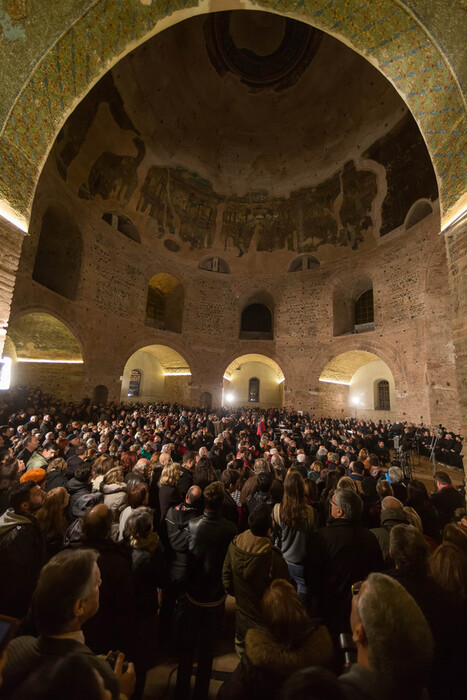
top-left (223, 352), bottom-right (285, 408)
top-left (121, 343), bottom-right (191, 403)
top-left (319, 349), bottom-right (397, 418)
top-left (0, 1), bottom-right (465, 234)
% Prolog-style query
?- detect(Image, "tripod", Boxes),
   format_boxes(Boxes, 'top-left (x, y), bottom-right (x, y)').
top-left (429, 433), bottom-right (439, 477)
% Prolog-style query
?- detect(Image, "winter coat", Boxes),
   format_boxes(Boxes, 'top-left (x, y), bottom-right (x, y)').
top-left (370, 507), bottom-right (409, 565)
top-left (101, 482), bottom-right (128, 539)
top-left (0, 509), bottom-right (47, 618)
top-left (272, 503), bottom-right (315, 565)
top-left (158, 484), bottom-right (182, 522)
top-left (165, 502), bottom-right (203, 584)
top-left (66, 478), bottom-right (92, 520)
top-left (223, 529), bottom-right (289, 640)
top-left (44, 469), bottom-right (68, 493)
top-left (25, 452), bottom-right (47, 471)
top-left (218, 623), bottom-right (333, 700)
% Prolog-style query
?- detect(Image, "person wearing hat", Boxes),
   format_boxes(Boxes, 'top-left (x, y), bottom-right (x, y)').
top-left (26, 441), bottom-right (58, 471)
top-left (0, 481), bottom-right (46, 618)
top-left (66, 433), bottom-right (81, 459)
top-left (20, 467), bottom-right (47, 490)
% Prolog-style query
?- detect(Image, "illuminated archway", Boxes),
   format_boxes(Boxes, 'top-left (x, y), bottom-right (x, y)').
top-left (121, 344), bottom-right (191, 403)
top-left (319, 350), bottom-right (396, 417)
top-left (223, 353), bottom-right (285, 408)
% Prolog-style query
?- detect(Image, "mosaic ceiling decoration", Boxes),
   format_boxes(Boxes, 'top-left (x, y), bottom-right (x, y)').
top-left (0, 0), bottom-right (465, 230)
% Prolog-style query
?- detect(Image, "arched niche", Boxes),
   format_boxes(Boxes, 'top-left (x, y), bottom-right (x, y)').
top-left (288, 255), bottom-right (320, 272)
top-left (33, 206), bottom-right (83, 301)
top-left (121, 344), bottom-right (191, 404)
top-left (92, 385), bottom-right (109, 404)
top-left (223, 353), bottom-right (284, 408)
top-left (333, 275), bottom-right (374, 336)
top-left (200, 391), bottom-right (213, 410)
top-left (145, 273), bottom-right (184, 333)
top-left (240, 293), bottom-right (274, 340)
top-left (102, 211), bottom-right (141, 243)
top-left (319, 350), bottom-right (396, 417)
top-left (404, 199), bottom-right (434, 230)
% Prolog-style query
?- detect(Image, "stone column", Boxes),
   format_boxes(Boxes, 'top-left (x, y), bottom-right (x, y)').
top-left (443, 215), bottom-right (467, 492)
top-left (0, 216), bottom-right (25, 357)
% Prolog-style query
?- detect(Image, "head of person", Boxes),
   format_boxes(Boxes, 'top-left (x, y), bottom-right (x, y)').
top-left (33, 549), bottom-right (101, 635)
top-left (310, 460), bottom-right (322, 474)
top-left (331, 489), bottom-right (363, 522)
top-left (20, 467), bottom-right (46, 489)
top-left (389, 524), bottom-right (429, 575)
top-left (430, 542), bottom-right (467, 600)
top-left (381, 496), bottom-right (404, 512)
top-left (443, 522), bottom-right (467, 555)
top-left (358, 448), bottom-right (369, 462)
top-left (92, 455), bottom-right (113, 478)
top-left (41, 441), bottom-right (58, 460)
top-left (403, 506), bottom-right (423, 532)
top-left (433, 471), bottom-right (452, 489)
top-left (158, 451), bottom-right (172, 468)
top-left (303, 477), bottom-right (318, 502)
top-left (406, 480), bottom-right (429, 505)
top-left (194, 457), bottom-right (217, 490)
top-left (248, 503), bottom-right (273, 537)
top-left (281, 471), bottom-right (307, 530)
top-left (203, 481), bottom-right (224, 512)
top-left (220, 468), bottom-right (240, 493)
top-left (119, 450), bottom-right (138, 473)
top-left (388, 466), bottom-right (404, 484)
top-left (350, 461), bottom-right (364, 475)
top-left (159, 462), bottom-right (181, 487)
top-left (36, 486), bottom-right (70, 536)
top-left (127, 482), bottom-right (149, 509)
top-left (24, 433), bottom-right (40, 452)
top-left (124, 506), bottom-right (154, 543)
top-left (102, 466), bottom-right (124, 486)
top-left (185, 484), bottom-right (203, 508)
top-left (0, 457), bottom-right (19, 492)
top-left (262, 579), bottom-right (311, 648)
top-left (376, 480), bottom-right (393, 499)
top-left (8, 481), bottom-right (44, 514)
top-left (256, 470), bottom-right (273, 494)
top-left (74, 464), bottom-right (93, 484)
top-left (337, 476), bottom-right (357, 493)
top-left (46, 457), bottom-right (67, 474)
top-left (351, 573), bottom-right (433, 698)
top-left (81, 504), bottom-right (113, 541)
top-left (253, 457), bottom-right (269, 475)
top-left (182, 450), bottom-right (196, 469)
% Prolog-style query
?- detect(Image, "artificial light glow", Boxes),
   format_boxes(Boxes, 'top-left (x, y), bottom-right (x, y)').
top-left (352, 397), bottom-right (361, 406)
top-left (319, 378), bottom-right (351, 386)
top-left (0, 356), bottom-right (12, 390)
top-left (440, 206), bottom-right (467, 233)
top-left (278, 377), bottom-right (285, 384)
top-left (223, 374), bottom-right (232, 381)
top-left (163, 371), bottom-right (191, 376)
top-left (0, 203), bottom-right (28, 233)
top-left (17, 358), bottom-right (83, 364)
top-left (225, 392), bottom-right (235, 403)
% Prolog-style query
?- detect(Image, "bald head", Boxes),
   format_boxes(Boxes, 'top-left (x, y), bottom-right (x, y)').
top-left (82, 503), bottom-right (112, 539)
top-left (381, 496), bottom-right (403, 511)
top-left (186, 484), bottom-right (203, 507)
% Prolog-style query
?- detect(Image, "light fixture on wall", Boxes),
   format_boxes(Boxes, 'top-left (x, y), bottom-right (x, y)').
top-left (277, 377), bottom-right (285, 384)
top-left (17, 358), bottom-right (83, 364)
top-left (319, 378), bottom-right (351, 386)
top-left (163, 372), bottom-right (192, 376)
top-left (225, 392), bottom-right (235, 403)
top-left (0, 357), bottom-right (11, 390)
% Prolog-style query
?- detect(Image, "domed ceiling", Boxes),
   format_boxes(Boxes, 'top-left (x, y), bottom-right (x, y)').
top-left (48, 10), bottom-right (438, 270)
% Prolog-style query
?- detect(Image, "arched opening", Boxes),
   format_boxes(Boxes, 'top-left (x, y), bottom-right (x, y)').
top-left (145, 273), bottom-right (184, 333)
top-left (102, 211), bottom-right (141, 243)
top-left (288, 255), bottom-right (320, 272)
top-left (5, 313), bottom-right (84, 399)
top-left (33, 206), bottom-right (83, 301)
top-left (92, 385), bottom-right (109, 404)
top-left (319, 350), bottom-right (395, 418)
top-left (240, 303), bottom-right (273, 340)
top-left (199, 391), bottom-right (212, 410)
top-left (333, 275), bottom-right (374, 336)
top-left (223, 353), bottom-right (284, 407)
top-left (121, 345), bottom-right (191, 404)
top-left (404, 199), bottom-right (434, 230)
top-left (198, 256), bottom-right (230, 274)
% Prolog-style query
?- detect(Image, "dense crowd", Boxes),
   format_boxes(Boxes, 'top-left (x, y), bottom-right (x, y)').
top-left (0, 387), bottom-right (465, 700)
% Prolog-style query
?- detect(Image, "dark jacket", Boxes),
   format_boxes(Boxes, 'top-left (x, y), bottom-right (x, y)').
top-left (130, 533), bottom-right (164, 619)
top-left (71, 536), bottom-right (136, 656)
top-left (309, 519), bottom-right (384, 634)
top-left (66, 477), bottom-right (92, 520)
top-left (158, 483), bottom-right (182, 522)
top-left (186, 510), bottom-right (237, 604)
top-left (44, 469), bottom-right (68, 492)
top-left (370, 507), bottom-right (409, 565)
top-left (0, 634), bottom-right (120, 700)
top-left (431, 486), bottom-right (464, 528)
top-left (165, 502), bottom-right (203, 584)
top-left (222, 491), bottom-right (239, 526)
top-left (218, 624), bottom-right (333, 700)
top-left (0, 509), bottom-right (47, 618)
top-left (222, 529), bottom-right (289, 640)
top-left (178, 466), bottom-right (194, 498)
top-left (65, 454), bottom-right (84, 478)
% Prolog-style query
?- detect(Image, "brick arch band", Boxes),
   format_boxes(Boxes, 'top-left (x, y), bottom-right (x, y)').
top-left (0, 0), bottom-right (465, 233)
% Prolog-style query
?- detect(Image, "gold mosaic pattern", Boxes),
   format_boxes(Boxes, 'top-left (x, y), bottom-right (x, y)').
top-left (0, 0), bottom-right (465, 225)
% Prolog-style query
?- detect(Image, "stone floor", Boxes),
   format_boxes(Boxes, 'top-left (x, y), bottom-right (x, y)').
top-left (142, 451), bottom-right (465, 699)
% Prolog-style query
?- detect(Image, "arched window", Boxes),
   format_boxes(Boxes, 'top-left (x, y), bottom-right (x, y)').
top-left (355, 289), bottom-right (374, 327)
top-left (102, 211), bottom-right (141, 243)
top-left (376, 380), bottom-right (390, 411)
top-left (145, 273), bottom-right (184, 333)
top-left (33, 206), bottom-right (83, 300)
top-left (92, 385), bottom-right (108, 404)
top-left (405, 200), bottom-right (433, 230)
top-left (249, 377), bottom-right (260, 403)
top-left (128, 369), bottom-right (141, 397)
top-left (288, 255), bottom-right (320, 272)
top-left (240, 303), bottom-right (273, 339)
top-left (146, 286), bottom-right (166, 327)
top-left (198, 257), bottom-right (230, 274)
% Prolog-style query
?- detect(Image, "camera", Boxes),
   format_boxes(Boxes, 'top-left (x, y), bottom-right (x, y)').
top-left (106, 651), bottom-right (129, 673)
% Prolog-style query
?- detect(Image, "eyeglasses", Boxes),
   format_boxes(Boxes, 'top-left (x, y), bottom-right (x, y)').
top-left (351, 580), bottom-right (364, 597)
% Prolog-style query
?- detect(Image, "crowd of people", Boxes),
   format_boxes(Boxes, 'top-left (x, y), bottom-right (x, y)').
top-left (0, 387), bottom-right (465, 699)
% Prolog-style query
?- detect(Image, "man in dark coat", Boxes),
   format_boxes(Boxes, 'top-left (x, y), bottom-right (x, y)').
top-left (431, 471), bottom-right (464, 528)
top-left (222, 503), bottom-right (289, 656)
top-left (65, 443), bottom-right (86, 478)
top-left (174, 482), bottom-right (236, 700)
top-left (177, 451), bottom-right (196, 498)
top-left (0, 481), bottom-right (46, 618)
top-left (309, 488), bottom-right (384, 637)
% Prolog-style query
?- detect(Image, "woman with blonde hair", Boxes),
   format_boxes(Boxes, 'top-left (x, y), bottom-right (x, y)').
top-left (36, 486), bottom-right (69, 557)
top-left (430, 542), bottom-right (467, 601)
top-left (101, 465), bottom-right (128, 539)
top-left (158, 462), bottom-right (182, 521)
top-left (44, 457), bottom-right (68, 492)
top-left (337, 476), bottom-right (357, 493)
top-left (218, 579), bottom-right (332, 700)
top-left (91, 454), bottom-right (113, 493)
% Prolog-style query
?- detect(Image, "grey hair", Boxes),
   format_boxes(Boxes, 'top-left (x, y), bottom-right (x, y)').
top-left (389, 524), bottom-right (429, 575)
top-left (388, 466), bottom-right (403, 483)
top-left (334, 488), bottom-right (363, 520)
top-left (356, 573), bottom-right (433, 696)
top-left (253, 457), bottom-right (269, 475)
top-left (381, 496), bottom-right (403, 511)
